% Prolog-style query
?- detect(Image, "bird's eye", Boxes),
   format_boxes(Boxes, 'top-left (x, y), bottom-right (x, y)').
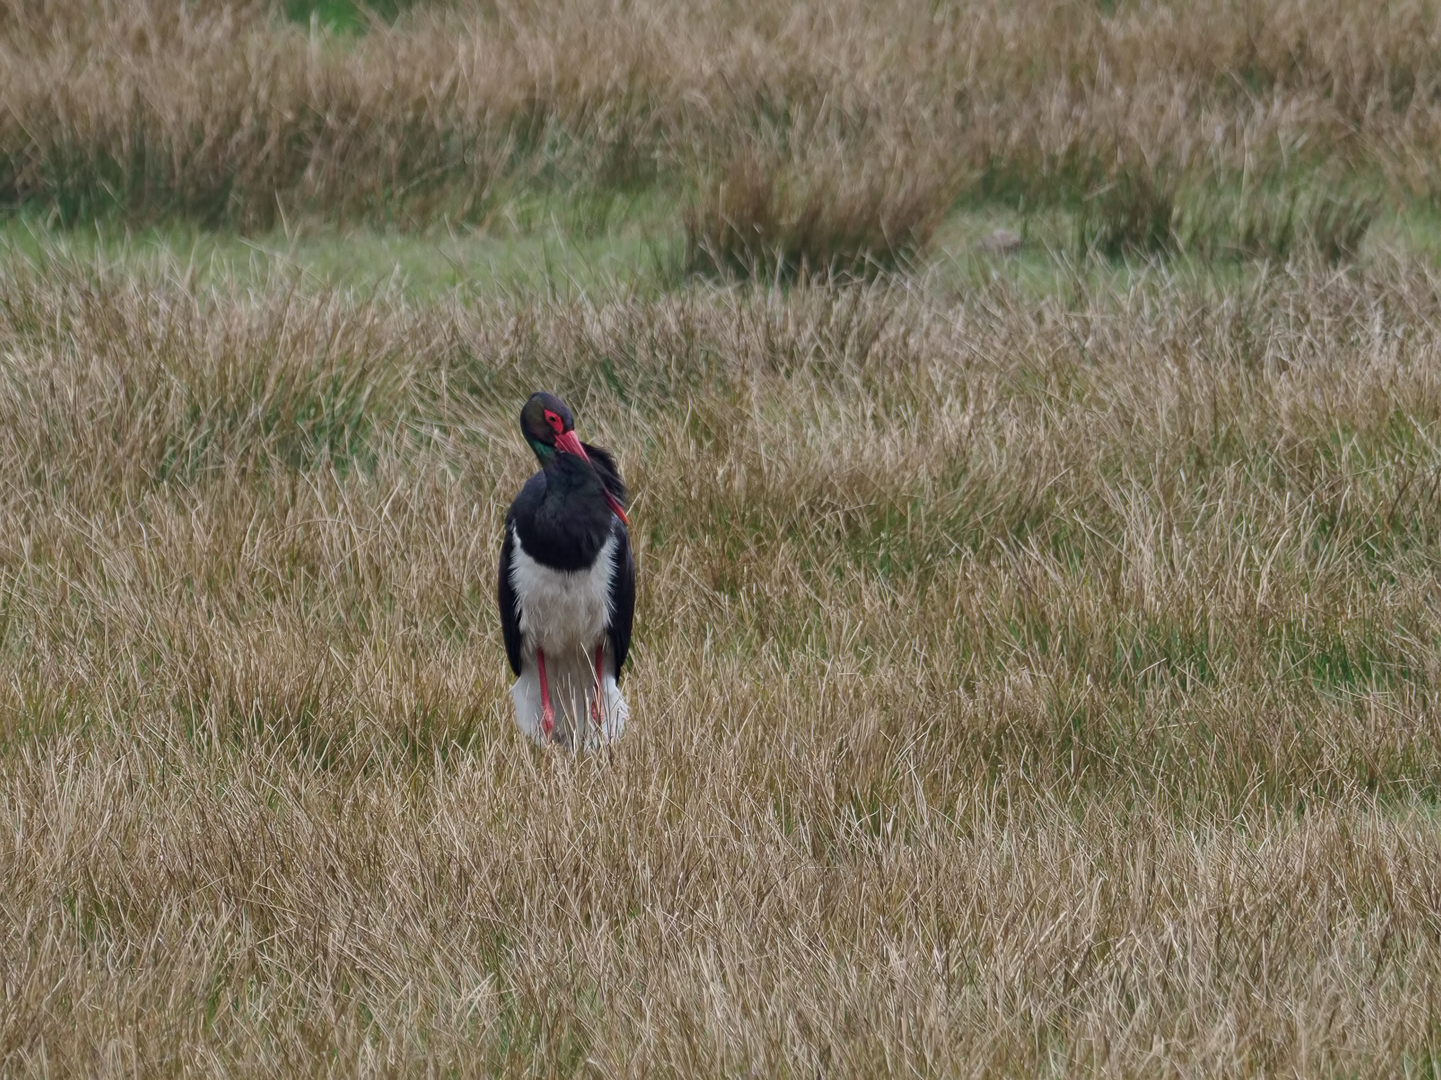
top-left (543, 410), bottom-right (564, 434)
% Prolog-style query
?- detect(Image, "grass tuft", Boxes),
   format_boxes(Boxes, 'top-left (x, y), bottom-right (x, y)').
top-left (683, 145), bottom-right (954, 280)
top-left (1179, 178), bottom-right (1381, 263)
top-left (1076, 160), bottom-right (1178, 258)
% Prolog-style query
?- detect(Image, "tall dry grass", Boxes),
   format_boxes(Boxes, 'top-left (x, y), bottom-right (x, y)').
top-left (2, 250), bottom-right (1441, 1072)
top-left (0, 0), bottom-right (1436, 262)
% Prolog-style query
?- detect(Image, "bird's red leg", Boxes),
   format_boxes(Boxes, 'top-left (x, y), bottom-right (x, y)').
top-left (590, 644), bottom-right (605, 728)
top-left (537, 648), bottom-right (554, 741)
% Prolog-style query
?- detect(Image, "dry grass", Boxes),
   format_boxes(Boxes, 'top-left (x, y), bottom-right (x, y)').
top-left (682, 141), bottom-right (955, 279)
top-left (2, 249), bottom-right (1441, 1073)
top-left (7, 1), bottom-right (1441, 1074)
top-left (0, 0), bottom-right (1438, 261)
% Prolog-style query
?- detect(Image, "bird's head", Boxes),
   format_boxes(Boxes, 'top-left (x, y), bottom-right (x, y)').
top-left (520, 392), bottom-right (577, 456)
top-left (520, 392), bottom-right (628, 524)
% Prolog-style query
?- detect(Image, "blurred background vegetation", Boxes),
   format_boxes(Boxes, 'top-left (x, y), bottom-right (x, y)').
top-left (2, 0), bottom-right (1439, 285)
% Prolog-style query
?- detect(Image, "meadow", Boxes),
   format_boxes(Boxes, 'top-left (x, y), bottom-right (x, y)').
top-left (5, 0), bottom-right (1441, 1075)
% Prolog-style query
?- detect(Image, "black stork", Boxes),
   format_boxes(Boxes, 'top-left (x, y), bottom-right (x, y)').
top-left (497, 392), bottom-right (635, 749)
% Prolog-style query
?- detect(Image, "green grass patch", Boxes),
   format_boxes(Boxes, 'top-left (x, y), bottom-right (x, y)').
top-left (283, 0), bottom-right (427, 32)
top-left (0, 195), bottom-right (688, 298)
top-left (1272, 621), bottom-right (1422, 693)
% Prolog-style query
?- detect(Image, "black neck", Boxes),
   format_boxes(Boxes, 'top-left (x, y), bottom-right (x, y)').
top-left (514, 455), bottom-right (615, 571)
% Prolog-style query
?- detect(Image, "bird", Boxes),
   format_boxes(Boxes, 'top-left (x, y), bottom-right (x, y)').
top-left (497, 392), bottom-right (635, 750)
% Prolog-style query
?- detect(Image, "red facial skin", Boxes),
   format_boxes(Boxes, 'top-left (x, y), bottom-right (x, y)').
top-left (546, 411), bottom-right (630, 525)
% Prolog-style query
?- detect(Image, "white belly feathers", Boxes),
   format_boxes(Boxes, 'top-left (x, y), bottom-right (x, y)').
top-left (507, 527), bottom-right (616, 659)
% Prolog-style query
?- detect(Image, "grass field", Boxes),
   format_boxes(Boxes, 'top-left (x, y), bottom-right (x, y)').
top-left (7, 1), bottom-right (1441, 1076)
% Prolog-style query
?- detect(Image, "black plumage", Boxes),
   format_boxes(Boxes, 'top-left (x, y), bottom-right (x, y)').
top-left (496, 464), bottom-right (635, 679)
top-left (496, 393), bottom-right (635, 744)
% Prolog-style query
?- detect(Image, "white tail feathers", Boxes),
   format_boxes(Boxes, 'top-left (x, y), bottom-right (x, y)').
top-left (510, 645), bottom-right (628, 751)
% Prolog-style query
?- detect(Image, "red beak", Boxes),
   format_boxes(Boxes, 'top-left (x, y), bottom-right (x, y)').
top-left (554, 430), bottom-right (629, 525)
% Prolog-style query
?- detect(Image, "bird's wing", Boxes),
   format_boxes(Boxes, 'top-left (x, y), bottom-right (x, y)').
top-left (497, 513), bottom-right (525, 677)
top-left (607, 522), bottom-right (636, 682)
top-left (583, 441), bottom-right (628, 508)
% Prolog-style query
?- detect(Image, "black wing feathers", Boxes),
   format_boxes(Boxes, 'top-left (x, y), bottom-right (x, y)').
top-left (500, 438), bottom-right (631, 682)
top-left (607, 524), bottom-right (636, 682)
top-left (583, 440), bottom-right (633, 680)
top-left (586, 441), bottom-right (632, 679)
top-left (583, 441), bottom-right (627, 508)
top-left (497, 511), bottom-right (525, 676)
